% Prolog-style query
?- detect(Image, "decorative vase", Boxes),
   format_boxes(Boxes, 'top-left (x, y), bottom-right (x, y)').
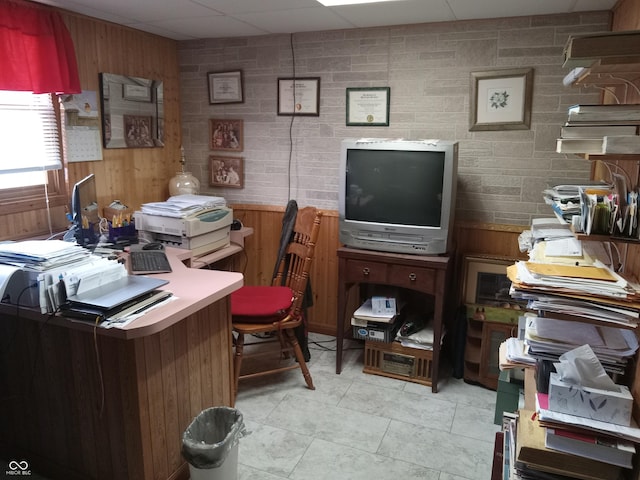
top-left (169, 146), bottom-right (200, 196)
top-left (169, 171), bottom-right (200, 196)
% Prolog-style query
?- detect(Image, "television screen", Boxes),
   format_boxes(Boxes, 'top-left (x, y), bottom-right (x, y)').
top-left (345, 149), bottom-right (445, 227)
top-left (338, 138), bottom-right (457, 255)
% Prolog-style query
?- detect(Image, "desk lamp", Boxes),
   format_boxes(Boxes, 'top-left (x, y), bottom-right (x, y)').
top-left (169, 146), bottom-right (200, 196)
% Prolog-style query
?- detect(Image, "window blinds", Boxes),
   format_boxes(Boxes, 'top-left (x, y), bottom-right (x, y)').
top-left (0, 91), bottom-right (62, 173)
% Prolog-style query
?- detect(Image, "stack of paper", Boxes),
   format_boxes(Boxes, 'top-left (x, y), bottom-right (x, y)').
top-left (523, 294), bottom-right (639, 327)
top-left (508, 261), bottom-right (638, 301)
top-left (396, 324), bottom-right (435, 351)
top-left (536, 396), bottom-right (640, 444)
top-left (0, 240), bottom-right (127, 314)
top-left (516, 409), bottom-right (624, 480)
top-left (545, 426), bottom-right (635, 469)
top-left (500, 337), bottom-right (536, 369)
top-left (523, 316), bottom-right (638, 375)
top-left (140, 194), bottom-right (226, 218)
top-left (352, 297), bottom-right (398, 323)
top-left (0, 240), bottom-right (91, 271)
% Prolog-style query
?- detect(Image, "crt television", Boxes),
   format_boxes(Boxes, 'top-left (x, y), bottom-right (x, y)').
top-left (338, 138), bottom-right (458, 255)
top-left (71, 173), bottom-right (101, 247)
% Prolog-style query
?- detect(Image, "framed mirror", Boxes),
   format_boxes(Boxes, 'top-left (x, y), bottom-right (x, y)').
top-left (99, 73), bottom-right (164, 148)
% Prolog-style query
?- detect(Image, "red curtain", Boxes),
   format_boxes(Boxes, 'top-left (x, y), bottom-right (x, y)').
top-left (0, 0), bottom-right (81, 94)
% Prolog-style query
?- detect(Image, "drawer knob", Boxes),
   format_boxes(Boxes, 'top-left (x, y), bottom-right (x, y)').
top-left (408, 273), bottom-right (417, 281)
top-left (362, 267), bottom-right (370, 275)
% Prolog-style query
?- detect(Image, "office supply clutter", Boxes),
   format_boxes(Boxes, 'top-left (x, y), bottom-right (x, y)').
top-left (0, 239), bottom-right (173, 326)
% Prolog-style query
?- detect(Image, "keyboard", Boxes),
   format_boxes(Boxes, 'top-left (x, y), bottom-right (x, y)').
top-left (129, 250), bottom-right (172, 274)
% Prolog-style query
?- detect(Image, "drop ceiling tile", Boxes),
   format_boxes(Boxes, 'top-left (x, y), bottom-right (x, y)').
top-left (234, 7), bottom-right (356, 34)
top-left (331, 0), bottom-right (455, 28)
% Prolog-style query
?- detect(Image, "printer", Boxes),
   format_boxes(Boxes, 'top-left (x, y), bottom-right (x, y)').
top-left (135, 207), bottom-right (233, 256)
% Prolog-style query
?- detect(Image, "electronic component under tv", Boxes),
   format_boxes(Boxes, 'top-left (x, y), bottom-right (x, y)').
top-left (71, 173), bottom-right (101, 247)
top-left (338, 138), bottom-right (458, 255)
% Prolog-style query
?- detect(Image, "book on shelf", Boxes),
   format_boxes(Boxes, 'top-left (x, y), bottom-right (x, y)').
top-left (563, 30), bottom-right (640, 68)
top-left (560, 124), bottom-right (638, 138)
top-left (603, 135), bottom-right (640, 154)
top-left (557, 135), bottom-right (640, 155)
top-left (556, 138), bottom-right (603, 154)
top-left (545, 426), bottom-right (635, 469)
top-left (567, 108), bottom-right (640, 125)
top-left (516, 409), bottom-right (622, 480)
top-left (491, 431), bottom-right (504, 480)
top-left (568, 104), bottom-right (640, 115)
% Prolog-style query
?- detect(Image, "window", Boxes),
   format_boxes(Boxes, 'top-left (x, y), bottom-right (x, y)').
top-left (0, 91), bottom-right (66, 215)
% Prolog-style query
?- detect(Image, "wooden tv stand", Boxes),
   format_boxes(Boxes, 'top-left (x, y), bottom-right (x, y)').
top-left (336, 246), bottom-right (453, 393)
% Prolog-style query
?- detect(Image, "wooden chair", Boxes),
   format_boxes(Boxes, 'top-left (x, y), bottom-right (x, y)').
top-left (230, 206), bottom-right (322, 404)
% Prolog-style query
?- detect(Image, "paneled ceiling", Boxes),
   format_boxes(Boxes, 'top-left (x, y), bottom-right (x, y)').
top-left (33, 0), bottom-right (616, 41)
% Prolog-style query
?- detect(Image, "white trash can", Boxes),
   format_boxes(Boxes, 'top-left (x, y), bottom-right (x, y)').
top-left (182, 407), bottom-right (245, 480)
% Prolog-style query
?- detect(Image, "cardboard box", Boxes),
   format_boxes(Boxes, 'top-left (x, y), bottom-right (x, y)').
top-left (352, 317), bottom-right (399, 342)
top-left (548, 373), bottom-right (633, 426)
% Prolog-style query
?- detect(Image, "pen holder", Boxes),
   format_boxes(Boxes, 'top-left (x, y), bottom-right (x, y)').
top-left (80, 224), bottom-right (99, 245)
top-left (108, 221), bottom-right (137, 244)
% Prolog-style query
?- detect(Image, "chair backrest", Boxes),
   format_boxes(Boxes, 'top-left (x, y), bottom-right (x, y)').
top-left (272, 206), bottom-right (322, 318)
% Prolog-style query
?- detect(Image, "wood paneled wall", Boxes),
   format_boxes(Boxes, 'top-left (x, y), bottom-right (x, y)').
top-left (230, 204), bottom-right (341, 336)
top-left (0, 300), bottom-right (233, 480)
top-left (0, 3), bottom-right (183, 241)
top-left (231, 204), bottom-right (525, 336)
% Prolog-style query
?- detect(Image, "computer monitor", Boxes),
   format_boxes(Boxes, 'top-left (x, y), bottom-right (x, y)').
top-left (71, 174), bottom-right (101, 247)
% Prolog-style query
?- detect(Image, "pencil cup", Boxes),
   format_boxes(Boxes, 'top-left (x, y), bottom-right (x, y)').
top-left (108, 222), bottom-right (137, 243)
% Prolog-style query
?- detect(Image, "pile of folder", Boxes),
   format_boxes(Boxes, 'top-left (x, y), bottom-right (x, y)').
top-left (504, 408), bottom-right (637, 480)
top-left (508, 260), bottom-right (640, 310)
top-left (523, 316), bottom-right (638, 376)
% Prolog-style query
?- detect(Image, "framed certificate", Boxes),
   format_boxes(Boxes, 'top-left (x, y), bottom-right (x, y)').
top-left (346, 87), bottom-right (390, 126)
top-left (277, 77), bottom-right (320, 116)
top-left (208, 70), bottom-right (244, 104)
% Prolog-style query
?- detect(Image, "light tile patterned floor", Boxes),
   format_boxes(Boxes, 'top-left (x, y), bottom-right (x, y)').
top-left (233, 333), bottom-right (501, 480)
top-left (1, 334), bottom-right (501, 480)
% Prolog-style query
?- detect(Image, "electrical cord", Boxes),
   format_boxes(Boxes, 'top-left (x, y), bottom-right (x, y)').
top-left (308, 338), bottom-right (364, 353)
top-left (287, 32), bottom-right (297, 202)
top-left (0, 291), bottom-right (106, 418)
top-left (93, 315), bottom-right (106, 418)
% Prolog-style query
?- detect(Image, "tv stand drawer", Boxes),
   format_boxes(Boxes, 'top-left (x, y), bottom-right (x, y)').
top-left (343, 259), bottom-right (388, 283)
top-left (389, 265), bottom-right (436, 292)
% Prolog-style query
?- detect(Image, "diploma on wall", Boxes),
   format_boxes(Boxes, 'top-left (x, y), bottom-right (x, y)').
top-left (346, 87), bottom-right (390, 126)
top-left (277, 77), bottom-right (320, 116)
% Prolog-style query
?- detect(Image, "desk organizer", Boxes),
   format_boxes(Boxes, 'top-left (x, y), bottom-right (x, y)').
top-left (108, 222), bottom-right (136, 244)
top-left (363, 340), bottom-right (432, 386)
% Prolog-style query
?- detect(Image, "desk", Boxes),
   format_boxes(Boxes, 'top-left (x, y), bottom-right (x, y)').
top-left (336, 247), bottom-right (452, 393)
top-left (0, 248), bottom-right (243, 480)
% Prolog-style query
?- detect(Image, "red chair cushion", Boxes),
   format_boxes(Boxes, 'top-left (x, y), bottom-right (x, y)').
top-left (231, 286), bottom-right (293, 318)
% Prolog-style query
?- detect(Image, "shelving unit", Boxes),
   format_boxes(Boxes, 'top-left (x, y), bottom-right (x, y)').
top-left (498, 30), bottom-right (640, 480)
top-left (563, 31), bottom-right (640, 103)
top-left (559, 31), bottom-right (640, 248)
top-left (464, 313), bottom-right (516, 390)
